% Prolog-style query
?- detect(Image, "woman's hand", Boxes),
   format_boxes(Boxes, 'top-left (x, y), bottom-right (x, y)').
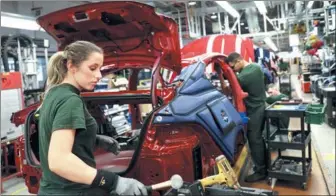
top-left (96, 135), bottom-right (121, 155)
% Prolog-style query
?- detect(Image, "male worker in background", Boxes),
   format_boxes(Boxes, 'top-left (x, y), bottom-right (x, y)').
top-left (226, 52), bottom-right (267, 183)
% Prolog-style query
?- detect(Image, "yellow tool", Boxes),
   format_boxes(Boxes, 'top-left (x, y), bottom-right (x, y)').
top-left (199, 155), bottom-right (241, 189)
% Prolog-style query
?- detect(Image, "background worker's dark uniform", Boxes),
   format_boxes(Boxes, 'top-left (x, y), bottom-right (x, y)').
top-left (237, 63), bottom-right (267, 174)
top-left (37, 83), bottom-right (108, 195)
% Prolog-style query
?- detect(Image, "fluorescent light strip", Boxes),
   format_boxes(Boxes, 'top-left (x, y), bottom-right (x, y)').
top-left (188, 1), bottom-right (196, 6)
top-left (215, 1), bottom-right (240, 18)
top-left (1, 12), bottom-right (44, 31)
top-left (254, 1), bottom-right (267, 14)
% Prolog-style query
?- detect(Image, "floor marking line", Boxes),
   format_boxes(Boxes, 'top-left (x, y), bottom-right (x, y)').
top-left (10, 185), bottom-right (27, 195)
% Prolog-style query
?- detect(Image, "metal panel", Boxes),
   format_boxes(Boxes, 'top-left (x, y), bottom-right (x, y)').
top-left (1, 89), bottom-right (24, 141)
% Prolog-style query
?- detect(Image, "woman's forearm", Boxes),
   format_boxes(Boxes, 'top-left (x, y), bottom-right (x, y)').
top-left (49, 153), bottom-right (97, 185)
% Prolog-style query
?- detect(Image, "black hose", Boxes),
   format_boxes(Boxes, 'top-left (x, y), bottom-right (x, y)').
top-left (24, 109), bottom-right (40, 168)
top-left (1, 34), bottom-right (34, 72)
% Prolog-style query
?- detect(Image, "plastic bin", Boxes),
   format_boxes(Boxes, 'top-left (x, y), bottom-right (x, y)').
top-left (301, 81), bottom-right (311, 93)
top-left (305, 104), bottom-right (326, 124)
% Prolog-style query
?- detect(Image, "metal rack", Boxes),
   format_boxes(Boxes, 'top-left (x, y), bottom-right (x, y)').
top-left (265, 101), bottom-right (312, 190)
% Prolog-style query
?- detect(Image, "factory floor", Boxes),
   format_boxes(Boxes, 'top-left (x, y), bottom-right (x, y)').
top-left (2, 75), bottom-right (335, 195)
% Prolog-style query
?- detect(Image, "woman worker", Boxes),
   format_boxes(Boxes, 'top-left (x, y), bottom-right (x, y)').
top-left (37, 40), bottom-right (147, 196)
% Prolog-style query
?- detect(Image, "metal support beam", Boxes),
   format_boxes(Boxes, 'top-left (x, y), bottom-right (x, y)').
top-left (240, 30), bottom-right (286, 38)
top-left (285, 2), bottom-right (288, 28)
top-left (202, 15), bottom-right (206, 36)
top-left (169, 1), bottom-right (297, 19)
top-left (230, 18), bottom-right (239, 33)
top-left (185, 2), bottom-right (191, 38)
top-left (201, 1), bottom-right (206, 36)
top-left (190, 16), bottom-right (194, 34)
top-left (224, 13), bottom-right (229, 33)
top-left (265, 15), bottom-right (280, 31)
top-left (324, 7), bottom-right (329, 36)
top-left (197, 15), bottom-right (201, 36)
top-left (285, 2), bottom-right (289, 15)
top-left (217, 12), bottom-right (222, 34)
top-left (238, 17), bottom-right (241, 35)
top-left (280, 3), bottom-right (285, 29)
top-left (305, 9), bottom-right (309, 36)
top-left (263, 13), bottom-right (267, 32)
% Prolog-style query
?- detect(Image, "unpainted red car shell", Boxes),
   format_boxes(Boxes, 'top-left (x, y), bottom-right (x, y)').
top-left (11, 3), bottom-right (250, 194)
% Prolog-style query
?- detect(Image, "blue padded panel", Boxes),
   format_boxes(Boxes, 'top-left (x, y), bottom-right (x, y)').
top-left (207, 98), bottom-right (237, 137)
top-left (175, 61), bottom-right (208, 94)
top-left (170, 90), bottom-right (222, 115)
top-left (189, 61), bottom-right (206, 80)
top-left (197, 108), bottom-right (232, 158)
top-left (154, 60), bottom-right (244, 162)
top-left (180, 78), bottom-right (214, 95)
top-left (207, 97), bottom-right (243, 125)
top-left (174, 61), bottom-right (199, 82)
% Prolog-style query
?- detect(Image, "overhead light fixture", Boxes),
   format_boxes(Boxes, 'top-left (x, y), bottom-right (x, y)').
top-left (188, 1), bottom-right (196, 6)
top-left (264, 37), bottom-right (278, 52)
top-left (307, 1), bottom-right (314, 9)
top-left (1, 12), bottom-right (44, 31)
top-left (211, 14), bottom-right (217, 19)
top-left (254, 1), bottom-right (267, 14)
top-left (215, 1), bottom-right (240, 18)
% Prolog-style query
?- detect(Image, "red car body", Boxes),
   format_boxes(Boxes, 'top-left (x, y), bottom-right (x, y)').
top-left (10, 2), bottom-right (252, 194)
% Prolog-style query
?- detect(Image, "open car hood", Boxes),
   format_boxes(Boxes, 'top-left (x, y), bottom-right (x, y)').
top-left (37, 1), bottom-right (181, 73)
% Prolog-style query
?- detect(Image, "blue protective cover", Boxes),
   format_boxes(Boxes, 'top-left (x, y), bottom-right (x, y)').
top-left (153, 61), bottom-right (245, 162)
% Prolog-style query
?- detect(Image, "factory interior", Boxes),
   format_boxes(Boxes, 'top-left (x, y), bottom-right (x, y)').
top-left (1, 1), bottom-right (335, 195)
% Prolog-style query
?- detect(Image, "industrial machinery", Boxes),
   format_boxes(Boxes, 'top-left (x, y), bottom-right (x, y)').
top-left (1, 34), bottom-right (49, 192)
top-left (1, 34), bottom-right (50, 105)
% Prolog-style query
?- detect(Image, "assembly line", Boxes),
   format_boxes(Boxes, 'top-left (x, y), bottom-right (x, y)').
top-left (1, 1), bottom-right (335, 196)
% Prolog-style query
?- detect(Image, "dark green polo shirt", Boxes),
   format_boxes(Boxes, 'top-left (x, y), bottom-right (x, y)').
top-left (237, 63), bottom-right (266, 112)
top-left (38, 83), bottom-right (98, 193)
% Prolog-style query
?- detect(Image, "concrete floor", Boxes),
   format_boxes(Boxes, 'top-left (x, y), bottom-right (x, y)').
top-left (2, 177), bottom-right (31, 195)
top-left (2, 75), bottom-right (335, 195)
top-left (291, 74), bottom-right (335, 195)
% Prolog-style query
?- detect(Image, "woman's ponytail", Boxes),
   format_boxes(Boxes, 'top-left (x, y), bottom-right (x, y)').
top-left (45, 51), bottom-right (67, 91)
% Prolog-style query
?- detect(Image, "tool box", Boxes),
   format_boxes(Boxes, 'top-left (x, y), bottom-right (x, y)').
top-left (265, 101), bottom-right (312, 190)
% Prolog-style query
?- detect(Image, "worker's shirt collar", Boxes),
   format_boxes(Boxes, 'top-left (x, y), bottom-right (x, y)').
top-left (60, 83), bottom-right (80, 95)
